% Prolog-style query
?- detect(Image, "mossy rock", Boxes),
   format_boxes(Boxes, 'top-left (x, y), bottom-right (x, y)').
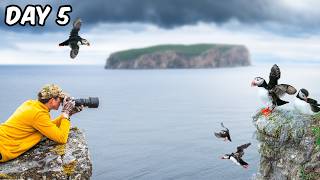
top-left (253, 109), bottom-right (319, 180)
top-left (299, 165), bottom-right (320, 180)
top-left (63, 160), bottom-right (78, 176)
top-left (0, 173), bottom-right (14, 179)
top-left (0, 127), bottom-right (92, 179)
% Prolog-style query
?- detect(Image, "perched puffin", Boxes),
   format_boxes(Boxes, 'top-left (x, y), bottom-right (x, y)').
top-left (59, 18), bottom-right (90, 59)
top-left (251, 64), bottom-right (297, 116)
top-left (294, 88), bottom-right (320, 114)
top-left (214, 122), bottom-right (232, 142)
top-left (221, 143), bottom-right (251, 168)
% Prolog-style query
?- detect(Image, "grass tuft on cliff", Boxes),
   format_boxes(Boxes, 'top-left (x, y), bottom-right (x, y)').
top-left (312, 112), bottom-right (320, 149)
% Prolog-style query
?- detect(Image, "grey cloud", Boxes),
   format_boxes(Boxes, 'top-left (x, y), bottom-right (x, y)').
top-left (0, 0), bottom-right (319, 35)
top-left (69, 0), bottom-right (272, 27)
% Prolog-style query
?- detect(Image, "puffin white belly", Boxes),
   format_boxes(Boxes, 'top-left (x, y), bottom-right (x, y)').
top-left (294, 99), bottom-right (313, 115)
top-left (257, 88), bottom-right (272, 106)
top-left (230, 156), bottom-right (241, 166)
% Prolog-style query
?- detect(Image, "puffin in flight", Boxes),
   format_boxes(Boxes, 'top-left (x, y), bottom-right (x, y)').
top-left (221, 143), bottom-right (251, 169)
top-left (294, 88), bottom-right (320, 114)
top-left (214, 122), bottom-right (232, 142)
top-left (251, 64), bottom-right (297, 116)
top-left (59, 18), bottom-right (90, 59)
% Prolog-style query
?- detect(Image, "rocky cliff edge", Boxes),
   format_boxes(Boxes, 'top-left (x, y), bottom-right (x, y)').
top-left (0, 127), bottom-right (92, 180)
top-left (253, 109), bottom-right (320, 180)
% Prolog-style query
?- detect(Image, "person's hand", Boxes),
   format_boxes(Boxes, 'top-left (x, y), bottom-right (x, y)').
top-left (70, 105), bottom-right (84, 116)
top-left (61, 97), bottom-right (75, 119)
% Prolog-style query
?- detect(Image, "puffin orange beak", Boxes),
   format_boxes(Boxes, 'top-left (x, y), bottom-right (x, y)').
top-left (251, 81), bottom-right (256, 87)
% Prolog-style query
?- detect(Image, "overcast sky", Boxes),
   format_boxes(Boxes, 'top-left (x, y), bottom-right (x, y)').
top-left (1, 0), bottom-right (320, 64)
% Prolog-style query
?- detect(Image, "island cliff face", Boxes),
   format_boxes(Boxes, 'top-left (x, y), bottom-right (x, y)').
top-left (105, 44), bottom-right (250, 69)
top-left (253, 110), bottom-right (320, 180)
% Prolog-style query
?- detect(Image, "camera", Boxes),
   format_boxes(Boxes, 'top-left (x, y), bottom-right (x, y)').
top-left (74, 97), bottom-right (99, 108)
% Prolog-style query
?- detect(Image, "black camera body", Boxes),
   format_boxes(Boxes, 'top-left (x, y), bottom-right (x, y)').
top-left (74, 97), bottom-right (99, 108)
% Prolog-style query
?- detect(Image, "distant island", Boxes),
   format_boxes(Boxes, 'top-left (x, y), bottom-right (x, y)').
top-left (105, 44), bottom-right (251, 69)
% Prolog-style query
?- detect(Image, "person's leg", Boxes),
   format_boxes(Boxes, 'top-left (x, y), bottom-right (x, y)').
top-left (0, 153), bottom-right (2, 160)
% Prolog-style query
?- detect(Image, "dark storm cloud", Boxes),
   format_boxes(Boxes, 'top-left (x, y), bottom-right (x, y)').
top-left (69, 0), bottom-right (273, 28)
top-left (1, 0), bottom-right (266, 29)
top-left (0, 0), bottom-right (317, 34)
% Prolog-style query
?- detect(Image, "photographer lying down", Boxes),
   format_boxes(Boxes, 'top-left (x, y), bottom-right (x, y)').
top-left (0, 84), bottom-right (84, 162)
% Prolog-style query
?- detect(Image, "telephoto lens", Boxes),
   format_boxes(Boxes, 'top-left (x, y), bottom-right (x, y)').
top-left (74, 97), bottom-right (99, 108)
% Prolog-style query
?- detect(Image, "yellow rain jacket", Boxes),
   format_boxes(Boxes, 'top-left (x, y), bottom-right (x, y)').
top-left (0, 100), bottom-right (70, 162)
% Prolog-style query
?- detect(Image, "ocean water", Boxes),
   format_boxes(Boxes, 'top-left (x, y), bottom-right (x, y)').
top-left (0, 64), bottom-right (319, 180)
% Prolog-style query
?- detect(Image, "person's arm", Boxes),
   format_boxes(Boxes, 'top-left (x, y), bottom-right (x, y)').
top-left (32, 112), bottom-right (71, 144)
top-left (53, 105), bottom-right (84, 126)
top-left (52, 115), bottom-right (63, 126)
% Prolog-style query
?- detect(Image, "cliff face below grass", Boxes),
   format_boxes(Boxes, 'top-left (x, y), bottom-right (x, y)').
top-left (105, 44), bottom-right (250, 69)
top-left (252, 110), bottom-right (320, 180)
top-left (0, 127), bottom-right (92, 180)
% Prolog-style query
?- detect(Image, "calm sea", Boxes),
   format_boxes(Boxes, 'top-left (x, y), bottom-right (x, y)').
top-left (0, 64), bottom-right (319, 180)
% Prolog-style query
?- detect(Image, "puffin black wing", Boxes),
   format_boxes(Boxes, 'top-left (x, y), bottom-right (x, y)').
top-left (236, 143), bottom-right (251, 153)
top-left (226, 133), bottom-right (232, 142)
top-left (307, 98), bottom-right (319, 105)
top-left (273, 84), bottom-right (297, 97)
top-left (269, 84), bottom-right (295, 107)
top-left (310, 105), bottom-right (320, 113)
top-left (270, 92), bottom-right (288, 106)
top-left (59, 39), bottom-right (70, 46)
top-left (268, 64), bottom-right (281, 89)
top-left (238, 158), bottom-right (249, 166)
top-left (214, 132), bottom-right (225, 138)
top-left (214, 131), bottom-right (228, 138)
top-left (307, 98), bottom-right (320, 112)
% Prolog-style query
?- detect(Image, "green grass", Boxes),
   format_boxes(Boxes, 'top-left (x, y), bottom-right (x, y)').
top-left (312, 113), bottom-right (320, 150)
top-left (111, 44), bottom-right (241, 60)
top-left (312, 127), bottom-right (320, 150)
top-left (299, 165), bottom-right (320, 180)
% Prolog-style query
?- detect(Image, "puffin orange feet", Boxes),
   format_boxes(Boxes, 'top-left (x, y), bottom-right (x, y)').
top-left (261, 107), bottom-right (272, 116)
